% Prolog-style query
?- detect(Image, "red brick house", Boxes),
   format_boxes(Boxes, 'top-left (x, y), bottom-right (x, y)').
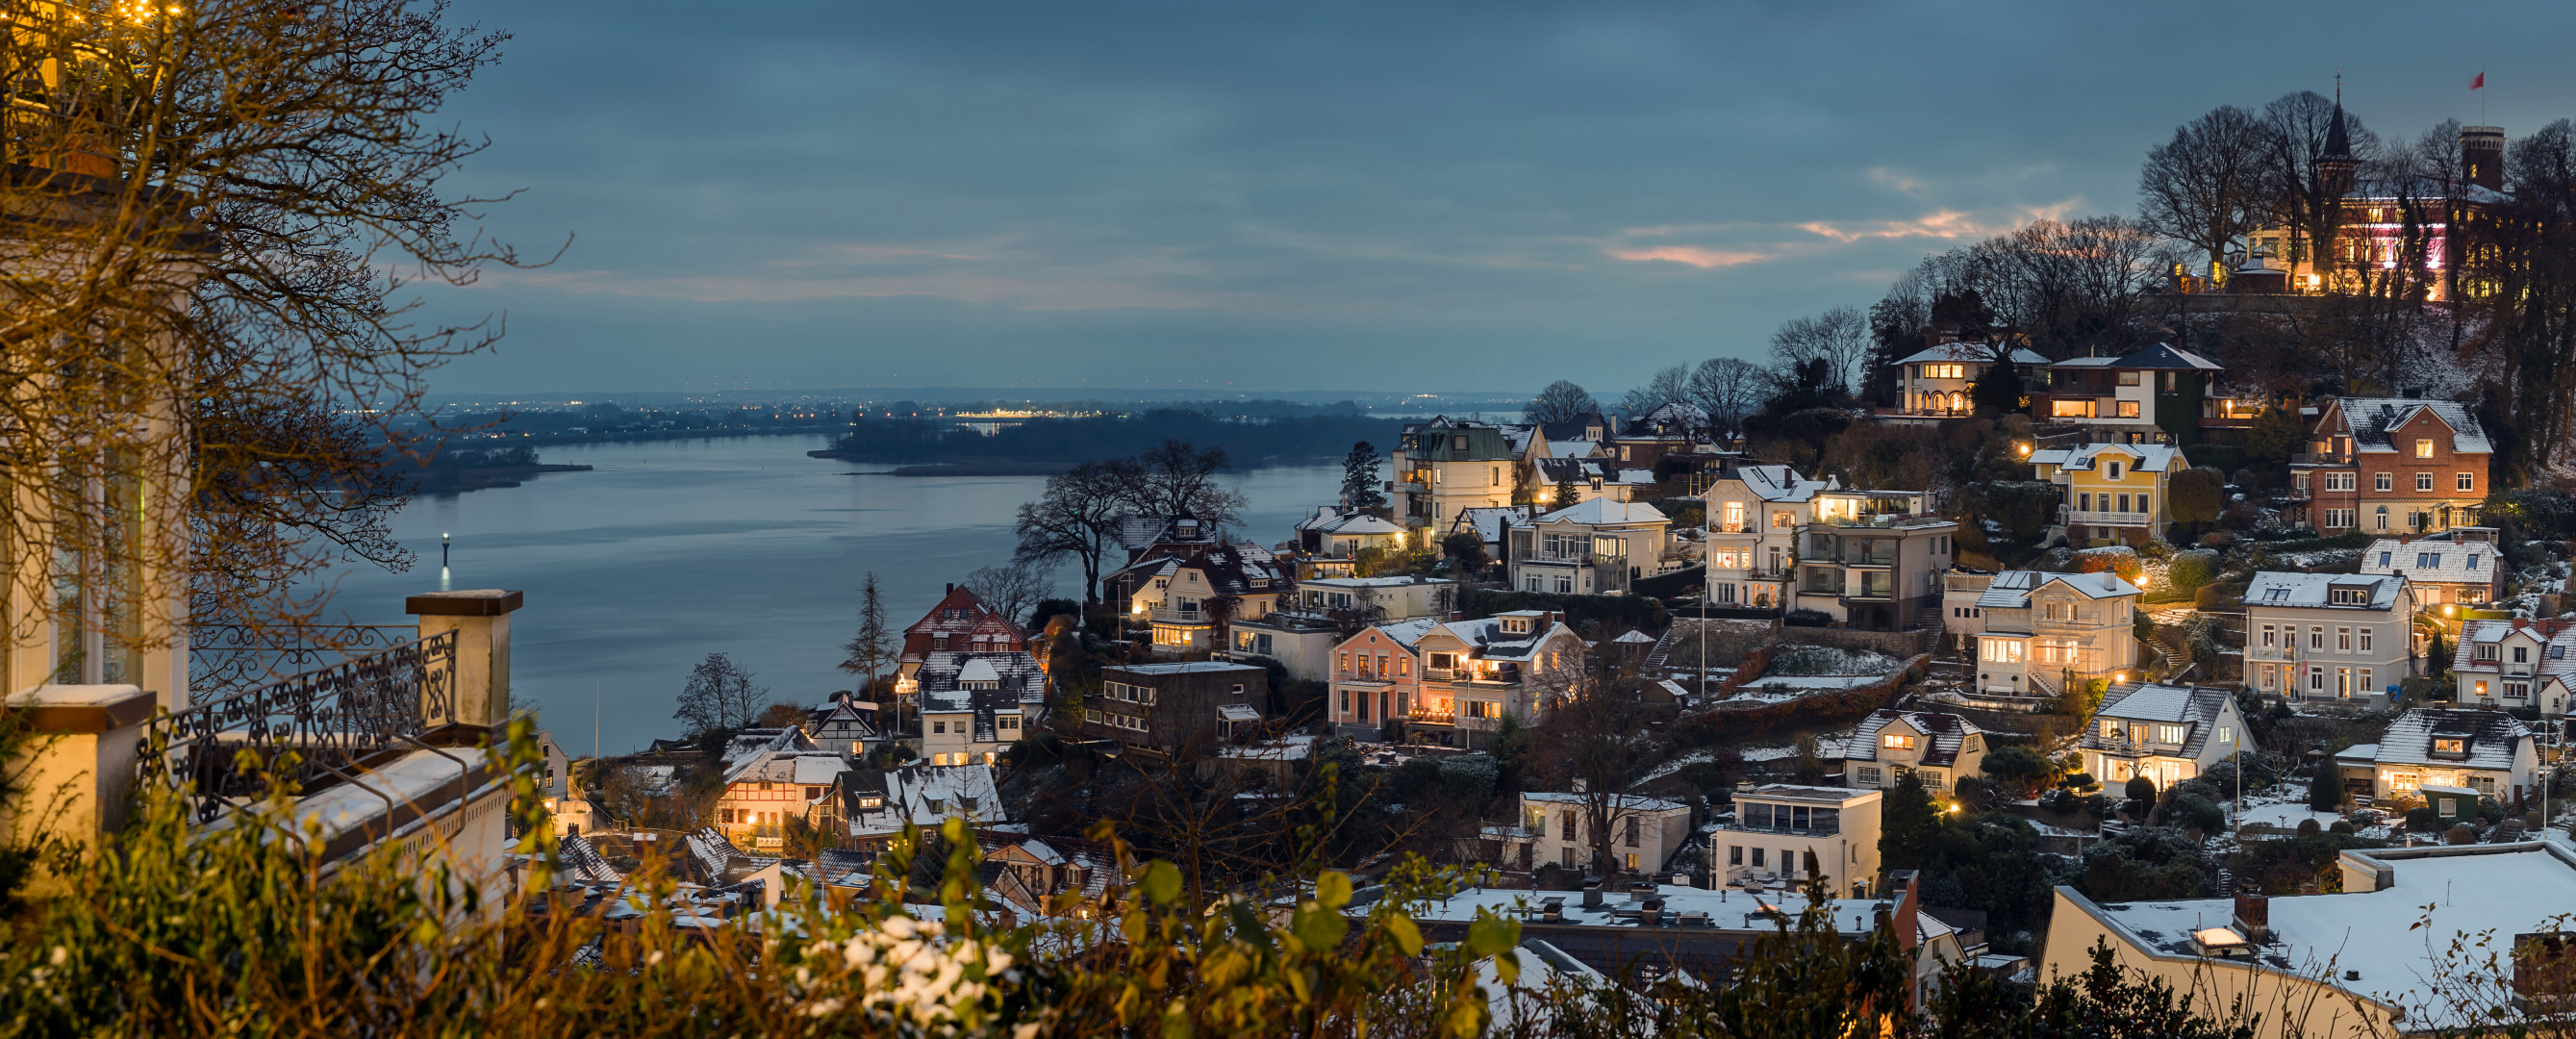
top-left (894, 585), bottom-right (1034, 709)
top-left (2292, 398), bottom-right (2492, 536)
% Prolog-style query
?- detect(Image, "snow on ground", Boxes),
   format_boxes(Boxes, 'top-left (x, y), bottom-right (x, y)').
top-left (1765, 646), bottom-right (1902, 677)
top-left (2269, 546), bottom-right (2362, 570)
top-left (2235, 801), bottom-right (2344, 832)
top-left (2507, 561), bottom-right (2570, 617)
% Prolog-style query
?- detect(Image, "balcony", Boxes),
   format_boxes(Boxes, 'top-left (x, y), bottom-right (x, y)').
top-left (2062, 509), bottom-right (2151, 527)
top-left (1150, 606), bottom-right (1211, 625)
top-left (1842, 586), bottom-right (1895, 601)
top-left (1713, 821), bottom-right (1841, 839)
top-left (1407, 704), bottom-right (1455, 723)
top-left (1713, 521), bottom-right (1753, 534)
top-left (2293, 452), bottom-right (2354, 467)
top-left (2246, 645), bottom-right (2299, 663)
top-left (1422, 667), bottom-right (1459, 682)
top-left (1843, 547), bottom-right (1897, 567)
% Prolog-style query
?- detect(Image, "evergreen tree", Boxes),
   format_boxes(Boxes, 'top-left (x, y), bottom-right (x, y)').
top-left (1971, 355), bottom-right (2025, 417)
top-left (1339, 441), bottom-right (1387, 511)
top-left (2308, 766), bottom-right (2344, 812)
top-left (1879, 771), bottom-right (1940, 872)
top-left (838, 572), bottom-right (894, 697)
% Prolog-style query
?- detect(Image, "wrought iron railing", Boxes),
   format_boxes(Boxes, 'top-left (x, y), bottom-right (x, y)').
top-left (139, 631), bottom-right (459, 824)
top-left (189, 623), bottom-right (420, 699)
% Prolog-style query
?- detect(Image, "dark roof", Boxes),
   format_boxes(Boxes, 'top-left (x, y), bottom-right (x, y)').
top-left (2324, 93), bottom-right (2353, 161)
top-left (1843, 710), bottom-right (1983, 768)
top-left (1115, 513), bottom-right (1222, 554)
top-left (900, 586), bottom-right (1030, 664)
top-left (2108, 342), bottom-right (2224, 371)
top-left (915, 650), bottom-right (1048, 742)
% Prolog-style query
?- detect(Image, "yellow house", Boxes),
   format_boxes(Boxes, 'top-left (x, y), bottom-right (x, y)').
top-left (2029, 443), bottom-right (2183, 546)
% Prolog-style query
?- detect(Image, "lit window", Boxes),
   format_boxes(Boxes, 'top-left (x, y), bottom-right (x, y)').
top-left (2415, 439), bottom-right (2435, 459)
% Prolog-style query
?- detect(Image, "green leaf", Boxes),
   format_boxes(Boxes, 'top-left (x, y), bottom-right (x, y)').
top-left (1382, 914), bottom-right (1424, 957)
top-left (1142, 860), bottom-right (1183, 906)
top-left (1465, 909), bottom-right (1520, 958)
top-left (1315, 871), bottom-right (1352, 909)
top-left (1293, 904), bottom-right (1350, 951)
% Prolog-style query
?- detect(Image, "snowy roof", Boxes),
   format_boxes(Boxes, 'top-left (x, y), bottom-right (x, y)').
top-left (1523, 791), bottom-right (1685, 813)
top-left (1217, 703), bottom-right (1262, 722)
top-left (899, 586), bottom-right (1029, 664)
top-left (1450, 506), bottom-right (1529, 546)
top-left (1535, 498), bottom-right (1669, 526)
top-left (1542, 438), bottom-right (1602, 459)
top-left (1301, 575), bottom-right (1457, 590)
top-left (1892, 342), bottom-right (2051, 367)
top-left (2071, 844), bottom-right (2576, 1031)
top-left (726, 749), bottom-right (849, 789)
top-left (1974, 569), bottom-right (2141, 608)
top-left (2374, 709), bottom-right (2531, 772)
top-left (845, 763), bottom-right (1007, 838)
top-left (2084, 683), bottom-right (2235, 762)
top-left (2321, 397), bottom-right (2493, 455)
top-left (1297, 507), bottom-right (1406, 538)
top-left (2244, 571), bottom-right (2407, 612)
top-left (957, 658), bottom-right (1001, 684)
top-left (2361, 538), bottom-right (2497, 586)
top-left (1722, 464), bottom-right (1835, 503)
top-left (1111, 661), bottom-right (1267, 675)
top-left (1843, 710), bottom-right (1983, 768)
top-left (2038, 442), bottom-right (2184, 474)
top-left (2451, 619), bottom-right (2576, 679)
top-left (1612, 629), bottom-right (1658, 644)
top-left (2333, 744), bottom-right (2378, 764)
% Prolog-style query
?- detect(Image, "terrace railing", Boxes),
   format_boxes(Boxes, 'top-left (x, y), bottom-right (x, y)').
top-left (190, 622), bottom-right (419, 699)
top-left (139, 631), bottom-right (459, 824)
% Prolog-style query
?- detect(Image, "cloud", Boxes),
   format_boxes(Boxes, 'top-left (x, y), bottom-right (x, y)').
top-left (1868, 167), bottom-right (1923, 196)
top-left (477, 266), bottom-right (1221, 310)
top-left (1796, 197), bottom-right (2084, 243)
top-left (1604, 245), bottom-right (1768, 268)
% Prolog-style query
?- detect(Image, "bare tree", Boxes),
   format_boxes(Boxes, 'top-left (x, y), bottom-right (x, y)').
top-left (1014, 460), bottom-right (1137, 602)
top-left (1531, 672), bottom-right (1668, 878)
top-left (2260, 89), bottom-right (2378, 281)
top-left (2140, 105), bottom-right (2274, 276)
top-left (1125, 440), bottom-right (1248, 527)
top-left (838, 571), bottom-right (896, 696)
top-left (1617, 366), bottom-right (1691, 420)
top-left (965, 560), bottom-right (1055, 630)
top-left (1522, 380), bottom-right (1598, 425)
top-left (1768, 306), bottom-right (1871, 394)
top-left (1687, 357), bottom-right (1766, 443)
top-left (0, 0), bottom-right (542, 672)
top-left (674, 652), bottom-right (767, 735)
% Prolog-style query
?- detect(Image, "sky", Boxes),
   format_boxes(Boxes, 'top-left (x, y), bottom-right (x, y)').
top-left (415, 0), bottom-right (2576, 397)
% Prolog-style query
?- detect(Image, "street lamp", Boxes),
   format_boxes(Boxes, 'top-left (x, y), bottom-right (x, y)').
top-left (442, 532), bottom-right (451, 568)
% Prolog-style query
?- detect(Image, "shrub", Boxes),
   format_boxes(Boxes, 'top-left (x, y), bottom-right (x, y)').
top-left (2166, 549), bottom-right (2221, 592)
top-left (2445, 823), bottom-right (2479, 845)
top-left (2406, 806), bottom-right (2439, 831)
top-left (2308, 770), bottom-right (2342, 811)
top-left (2295, 818), bottom-right (2321, 838)
top-left (1783, 608), bottom-right (1832, 627)
top-left (2072, 546), bottom-right (2142, 582)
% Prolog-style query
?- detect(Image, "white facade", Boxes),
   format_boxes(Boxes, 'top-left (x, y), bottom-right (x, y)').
top-left (2243, 572), bottom-right (2416, 705)
top-left (1709, 784), bottom-right (1884, 899)
top-left (1514, 792), bottom-right (1691, 874)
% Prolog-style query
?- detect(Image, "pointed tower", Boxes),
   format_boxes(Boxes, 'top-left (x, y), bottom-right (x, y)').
top-left (2317, 81), bottom-right (2358, 199)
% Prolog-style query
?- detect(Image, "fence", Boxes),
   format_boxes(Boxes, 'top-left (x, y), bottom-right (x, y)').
top-left (139, 631), bottom-right (459, 824)
top-left (190, 622), bottom-right (420, 699)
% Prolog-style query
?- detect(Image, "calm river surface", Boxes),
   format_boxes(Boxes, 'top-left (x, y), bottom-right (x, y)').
top-left (309, 435), bottom-right (1340, 755)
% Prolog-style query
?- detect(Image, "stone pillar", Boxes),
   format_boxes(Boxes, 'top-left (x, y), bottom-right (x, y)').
top-left (406, 590), bottom-right (523, 733)
top-left (0, 684), bottom-right (156, 877)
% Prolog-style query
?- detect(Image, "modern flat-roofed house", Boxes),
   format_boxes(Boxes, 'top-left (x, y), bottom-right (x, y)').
top-left (1085, 661), bottom-right (1269, 760)
top-left (2042, 843), bottom-right (2576, 1039)
top-left (2361, 528), bottom-right (2505, 607)
top-left (2292, 396), bottom-right (2492, 536)
top-left (1225, 575), bottom-right (1456, 682)
top-left (2372, 708), bottom-right (2537, 802)
top-left (1969, 570), bottom-right (2142, 699)
top-left (1792, 486), bottom-right (1957, 631)
top-left (2078, 682), bottom-right (2251, 790)
top-left (2243, 571), bottom-right (2414, 706)
top-left (1326, 610), bottom-right (1585, 748)
top-left (1504, 498), bottom-right (1672, 596)
top-left (2450, 619), bottom-right (2574, 714)
top-left (1507, 791), bottom-right (1692, 875)
top-left (2028, 442), bottom-right (2184, 546)
top-left (1706, 784), bottom-right (1884, 899)
top-left (1886, 340), bottom-right (2051, 419)
top-left (1842, 710), bottom-right (1987, 795)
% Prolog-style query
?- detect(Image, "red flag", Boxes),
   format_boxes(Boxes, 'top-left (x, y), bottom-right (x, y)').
top-left (2472, 71), bottom-right (2485, 89)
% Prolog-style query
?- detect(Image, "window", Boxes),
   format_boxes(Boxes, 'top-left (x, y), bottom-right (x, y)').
top-left (2469, 554), bottom-right (2482, 570)
top-left (2337, 627), bottom-right (2352, 651)
top-left (1722, 500), bottom-right (1746, 531)
top-left (2416, 438), bottom-right (2436, 459)
top-left (1882, 733), bottom-right (1917, 750)
top-left (2380, 552), bottom-right (2393, 566)
top-left (1981, 638), bottom-right (2024, 664)
top-left (1624, 817), bottom-right (1640, 847)
top-left (2375, 472), bottom-right (2393, 492)
top-left (1856, 767), bottom-right (1881, 785)
top-left (2051, 399), bottom-right (2095, 418)
top-left (1772, 510), bottom-right (1794, 529)
top-left (2309, 666), bottom-right (2324, 691)
top-left (2416, 471), bottom-right (2435, 492)
top-left (2515, 645), bottom-right (2531, 664)
top-left (2331, 587), bottom-right (2367, 605)
top-left (2156, 724), bottom-right (2186, 744)
top-left (2459, 472), bottom-right (2476, 492)
top-left (2260, 624), bottom-right (2275, 647)
top-left (2108, 461), bottom-right (2125, 480)
top-left (2507, 681), bottom-right (2530, 699)
top-left (2310, 626), bottom-right (2325, 649)
top-left (2117, 370), bottom-right (2141, 387)
top-left (2326, 508), bottom-right (2355, 528)
top-left (2360, 669), bottom-right (2373, 694)
top-left (2359, 628), bottom-right (2373, 652)
top-left (2116, 400), bottom-right (2141, 418)
top-left (933, 720), bottom-right (947, 734)
top-left (2476, 643), bottom-right (2498, 661)
top-left (2434, 737), bottom-right (2466, 754)
top-left (2324, 472), bottom-right (2356, 492)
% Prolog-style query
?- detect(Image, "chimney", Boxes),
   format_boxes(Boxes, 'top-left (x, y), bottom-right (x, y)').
top-left (2103, 571), bottom-right (2116, 592)
top-left (1581, 881), bottom-right (1603, 909)
top-left (946, 583), bottom-right (955, 595)
top-left (2462, 125), bottom-right (2507, 191)
top-left (2234, 893), bottom-right (2271, 942)
top-left (1889, 869), bottom-right (1921, 954)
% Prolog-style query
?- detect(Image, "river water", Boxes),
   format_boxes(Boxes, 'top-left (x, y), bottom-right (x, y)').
top-left (308, 435), bottom-right (1341, 754)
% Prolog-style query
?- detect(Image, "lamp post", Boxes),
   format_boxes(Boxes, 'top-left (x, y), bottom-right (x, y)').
top-left (442, 532), bottom-right (451, 569)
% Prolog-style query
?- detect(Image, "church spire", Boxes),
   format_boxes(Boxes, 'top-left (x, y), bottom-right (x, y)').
top-left (2323, 73), bottom-right (2353, 161)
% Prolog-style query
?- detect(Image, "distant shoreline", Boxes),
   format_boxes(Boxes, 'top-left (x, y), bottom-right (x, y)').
top-left (812, 450), bottom-right (1344, 474)
top-left (412, 463), bottom-right (594, 494)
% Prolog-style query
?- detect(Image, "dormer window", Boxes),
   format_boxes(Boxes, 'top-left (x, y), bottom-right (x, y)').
top-left (2513, 646), bottom-right (2530, 664)
top-left (2432, 737), bottom-right (2467, 756)
top-left (1881, 734), bottom-right (1916, 751)
top-left (2416, 439), bottom-right (2436, 459)
top-left (2329, 587), bottom-right (2367, 605)
top-left (2477, 644), bottom-right (2499, 661)
top-left (2108, 462), bottom-right (2125, 480)
top-left (1501, 617), bottom-right (1532, 635)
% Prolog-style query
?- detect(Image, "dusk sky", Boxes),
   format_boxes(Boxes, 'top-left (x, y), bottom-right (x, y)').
top-left (422, 1), bottom-right (2576, 397)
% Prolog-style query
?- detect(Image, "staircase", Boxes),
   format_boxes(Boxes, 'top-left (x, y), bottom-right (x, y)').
top-left (1915, 611), bottom-right (1946, 658)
